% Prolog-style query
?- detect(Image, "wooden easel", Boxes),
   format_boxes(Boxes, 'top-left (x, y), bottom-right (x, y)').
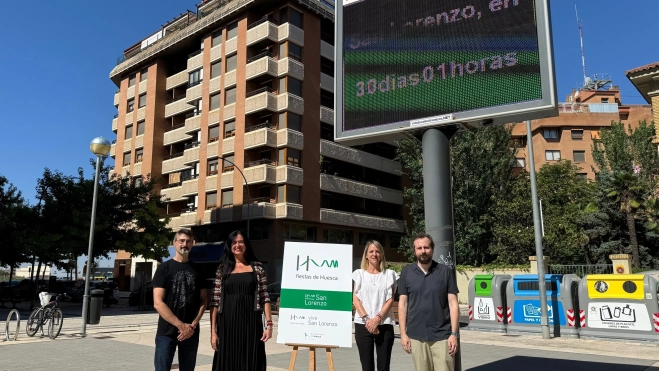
top-left (286, 343), bottom-right (338, 371)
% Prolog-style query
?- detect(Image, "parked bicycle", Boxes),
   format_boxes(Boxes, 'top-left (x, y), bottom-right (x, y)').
top-left (26, 292), bottom-right (66, 339)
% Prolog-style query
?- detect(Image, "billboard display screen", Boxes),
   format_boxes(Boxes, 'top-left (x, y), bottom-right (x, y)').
top-left (335, 0), bottom-right (557, 144)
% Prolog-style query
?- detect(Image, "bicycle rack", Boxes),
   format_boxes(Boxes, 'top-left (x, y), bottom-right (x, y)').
top-left (4, 309), bottom-right (20, 341)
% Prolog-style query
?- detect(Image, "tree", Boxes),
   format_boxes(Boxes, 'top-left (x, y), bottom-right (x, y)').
top-left (605, 172), bottom-right (645, 267)
top-left (394, 138), bottom-right (424, 261)
top-left (0, 175), bottom-right (32, 269)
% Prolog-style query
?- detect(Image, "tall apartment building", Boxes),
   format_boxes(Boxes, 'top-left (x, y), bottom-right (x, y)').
top-left (108, 0), bottom-right (406, 281)
top-left (510, 84), bottom-right (654, 179)
top-left (626, 61), bottom-right (659, 151)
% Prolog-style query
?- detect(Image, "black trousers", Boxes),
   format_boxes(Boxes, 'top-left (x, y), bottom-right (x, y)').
top-left (355, 323), bottom-right (395, 371)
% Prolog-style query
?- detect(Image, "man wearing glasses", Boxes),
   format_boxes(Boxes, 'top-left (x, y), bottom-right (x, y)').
top-left (153, 229), bottom-right (207, 371)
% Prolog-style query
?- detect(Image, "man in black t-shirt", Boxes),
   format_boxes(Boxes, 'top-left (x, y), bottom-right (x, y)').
top-left (153, 229), bottom-right (207, 371)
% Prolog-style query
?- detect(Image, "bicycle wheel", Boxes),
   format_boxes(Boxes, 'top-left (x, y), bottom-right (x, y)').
top-left (48, 309), bottom-right (63, 339)
top-left (25, 309), bottom-right (41, 337)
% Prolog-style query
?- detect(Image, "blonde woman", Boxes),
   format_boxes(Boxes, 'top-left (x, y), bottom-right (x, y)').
top-left (352, 240), bottom-right (397, 371)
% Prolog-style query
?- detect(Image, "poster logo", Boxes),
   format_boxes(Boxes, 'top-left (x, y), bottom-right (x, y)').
top-left (297, 255), bottom-right (339, 271)
top-left (594, 280), bottom-right (609, 293)
top-left (587, 302), bottom-right (650, 331)
top-left (513, 300), bottom-right (566, 325)
top-left (474, 298), bottom-right (495, 321)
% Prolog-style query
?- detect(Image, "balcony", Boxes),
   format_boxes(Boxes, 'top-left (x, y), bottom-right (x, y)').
top-left (321, 40), bottom-right (334, 61)
top-left (320, 209), bottom-right (405, 232)
top-left (276, 203), bottom-right (303, 219)
top-left (186, 82), bottom-right (203, 103)
top-left (320, 140), bottom-right (401, 175)
top-left (225, 37), bottom-right (238, 55)
top-left (183, 143), bottom-right (200, 165)
top-left (185, 112), bottom-right (202, 133)
top-left (320, 174), bottom-right (403, 204)
top-left (187, 49), bottom-right (204, 71)
top-left (244, 125), bottom-right (277, 150)
top-left (224, 103), bottom-right (236, 120)
top-left (276, 129), bottom-right (303, 150)
top-left (206, 174), bottom-right (218, 191)
top-left (166, 70), bottom-right (188, 90)
top-left (209, 109), bottom-right (221, 125)
top-left (167, 216), bottom-right (182, 230)
top-left (242, 202), bottom-right (276, 219)
top-left (277, 93), bottom-right (304, 115)
top-left (209, 76), bottom-right (221, 94)
top-left (182, 177), bottom-right (199, 196)
top-left (210, 44), bottom-right (222, 63)
top-left (204, 209), bottom-right (212, 224)
top-left (165, 97), bottom-right (195, 118)
top-left (245, 53), bottom-right (278, 81)
top-left (123, 138), bottom-right (132, 151)
top-left (163, 124), bottom-right (191, 145)
top-left (276, 165), bottom-right (303, 185)
top-left (222, 137), bottom-right (234, 154)
top-left (320, 106), bottom-right (334, 125)
top-left (162, 152), bottom-right (187, 174)
top-left (278, 23), bottom-right (304, 47)
top-left (245, 89), bottom-right (278, 114)
top-left (138, 80), bottom-right (147, 94)
top-left (244, 161), bottom-right (277, 184)
top-left (137, 107), bottom-right (146, 121)
top-left (207, 141), bottom-right (219, 158)
top-left (224, 70), bottom-right (237, 88)
top-left (246, 20), bottom-right (278, 46)
top-left (221, 172), bottom-right (233, 189)
top-left (127, 86), bottom-right (136, 99)
top-left (113, 92), bottom-right (119, 107)
top-left (180, 210), bottom-right (198, 227)
top-left (133, 162), bottom-right (142, 175)
top-left (135, 135), bottom-right (144, 149)
top-left (110, 143), bottom-right (116, 157)
top-left (112, 116), bottom-right (118, 132)
top-left (161, 183), bottom-right (186, 202)
top-left (320, 72), bottom-right (334, 93)
top-left (278, 58), bottom-right (304, 81)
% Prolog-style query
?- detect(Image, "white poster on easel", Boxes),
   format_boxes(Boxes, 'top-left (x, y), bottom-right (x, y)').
top-left (276, 242), bottom-right (353, 348)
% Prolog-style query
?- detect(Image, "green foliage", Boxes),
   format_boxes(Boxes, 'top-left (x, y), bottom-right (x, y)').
top-left (394, 138), bottom-right (425, 262)
top-left (0, 175), bottom-right (34, 268)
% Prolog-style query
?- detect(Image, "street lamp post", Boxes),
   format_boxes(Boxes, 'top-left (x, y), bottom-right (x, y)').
top-left (81, 136), bottom-right (111, 337)
top-left (218, 156), bottom-right (251, 238)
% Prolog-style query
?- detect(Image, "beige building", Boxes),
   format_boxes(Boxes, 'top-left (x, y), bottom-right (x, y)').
top-left (108, 0), bottom-right (406, 282)
top-left (510, 86), bottom-right (654, 179)
top-left (626, 61), bottom-right (659, 150)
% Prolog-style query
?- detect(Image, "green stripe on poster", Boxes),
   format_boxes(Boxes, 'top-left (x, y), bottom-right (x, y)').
top-left (279, 289), bottom-right (353, 311)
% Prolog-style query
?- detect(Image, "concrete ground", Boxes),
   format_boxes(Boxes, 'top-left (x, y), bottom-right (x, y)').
top-left (2, 301), bottom-right (659, 370)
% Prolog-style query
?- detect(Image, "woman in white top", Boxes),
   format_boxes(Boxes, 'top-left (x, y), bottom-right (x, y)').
top-left (352, 240), bottom-right (397, 371)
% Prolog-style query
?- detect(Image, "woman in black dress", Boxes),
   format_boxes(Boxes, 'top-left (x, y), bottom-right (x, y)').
top-left (209, 230), bottom-right (272, 371)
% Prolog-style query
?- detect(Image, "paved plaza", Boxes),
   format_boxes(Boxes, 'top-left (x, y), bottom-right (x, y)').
top-left (2, 302), bottom-right (659, 371)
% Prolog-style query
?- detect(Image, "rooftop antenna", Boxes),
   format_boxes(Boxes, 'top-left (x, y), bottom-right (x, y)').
top-left (576, 5), bottom-right (587, 87)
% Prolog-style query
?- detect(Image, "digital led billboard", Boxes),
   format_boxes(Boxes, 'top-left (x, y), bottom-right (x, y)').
top-left (335, 0), bottom-right (557, 144)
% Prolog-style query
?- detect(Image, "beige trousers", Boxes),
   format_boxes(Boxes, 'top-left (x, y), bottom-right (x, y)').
top-left (410, 338), bottom-right (455, 371)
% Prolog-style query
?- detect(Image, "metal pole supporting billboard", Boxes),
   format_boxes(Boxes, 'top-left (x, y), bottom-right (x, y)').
top-left (422, 127), bottom-right (461, 371)
top-left (525, 119), bottom-right (550, 339)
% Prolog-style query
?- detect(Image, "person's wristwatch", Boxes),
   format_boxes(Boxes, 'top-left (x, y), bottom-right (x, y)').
top-left (450, 331), bottom-right (459, 338)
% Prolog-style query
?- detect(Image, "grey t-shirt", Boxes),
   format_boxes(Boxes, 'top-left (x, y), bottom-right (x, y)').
top-left (398, 261), bottom-right (459, 341)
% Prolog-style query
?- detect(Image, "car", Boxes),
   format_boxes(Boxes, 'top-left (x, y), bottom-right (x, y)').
top-left (129, 282), bottom-right (153, 306)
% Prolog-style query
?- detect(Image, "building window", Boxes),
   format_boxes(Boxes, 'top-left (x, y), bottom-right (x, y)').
top-left (283, 224), bottom-right (316, 241)
top-left (577, 173), bottom-right (588, 180)
top-left (287, 185), bottom-right (301, 204)
top-left (321, 56), bottom-right (333, 77)
top-left (571, 129), bottom-right (583, 140)
top-left (288, 149), bottom-right (301, 167)
top-left (279, 112), bottom-right (301, 132)
top-left (128, 74), bottom-right (136, 87)
top-left (127, 98), bottom-right (135, 112)
top-left (211, 61), bottom-right (221, 79)
top-left (206, 192), bottom-right (217, 209)
top-left (573, 151), bottom-right (586, 163)
top-left (135, 148), bottom-right (144, 163)
top-left (134, 176), bottom-right (143, 187)
top-left (125, 125), bottom-right (133, 140)
top-left (320, 90), bottom-right (334, 108)
top-left (514, 158), bottom-right (525, 168)
top-left (280, 42), bottom-right (302, 61)
top-left (227, 22), bottom-right (238, 39)
top-left (137, 120), bottom-right (145, 136)
top-left (511, 137), bottom-right (527, 148)
top-left (542, 129), bottom-right (559, 140)
top-left (224, 121), bottom-right (236, 138)
top-left (223, 155), bottom-right (235, 172)
top-left (323, 229), bottom-right (353, 244)
top-left (225, 88), bottom-right (236, 105)
top-left (209, 125), bottom-right (220, 142)
top-left (222, 189), bottom-right (233, 207)
top-left (140, 68), bottom-right (148, 82)
top-left (208, 159), bottom-right (219, 175)
top-left (210, 93), bottom-right (221, 111)
top-left (138, 94), bottom-right (147, 108)
top-left (123, 152), bottom-right (131, 166)
top-left (189, 68), bottom-right (203, 87)
top-left (601, 98), bottom-right (609, 103)
top-left (226, 54), bottom-right (237, 72)
top-left (280, 77), bottom-right (302, 96)
top-left (281, 7), bottom-right (303, 29)
top-left (321, 123), bottom-right (333, 141)
top-left (211, 29), bottom-right (222, 48)
top-left (545, 150), bottom-right (560, 161)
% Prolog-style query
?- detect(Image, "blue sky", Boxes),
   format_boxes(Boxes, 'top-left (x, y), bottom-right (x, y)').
top-left (0, 0), bottom-right (656, 203)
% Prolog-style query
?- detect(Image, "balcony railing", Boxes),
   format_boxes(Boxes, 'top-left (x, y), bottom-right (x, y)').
top-left (166, 94), bottom-right (186, 104)
top-left (185, 110), bottom-right (200, 119)
top-left (163, 182), bottom-right (182, 189)
top-left (184, 141), bottom-right (201, 150)
top-left (247, 51), bottom-right (273, 64)
top-left (188, 79), bottom-right (203, 88)
top-left (164, 152), bottom-right (184, 160)
top-left (246, 158), bottom-right (276, 168)
top-left (246, 86), bottom-right (274, 98)
top-left (165, 123), bottom-right (186, 132)
top-left (246, 123), bottom-right (276, 132)
top-left (188, 49), bottom-right (203, 58)
top-left (247, 16), bottom-right (278, 30)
